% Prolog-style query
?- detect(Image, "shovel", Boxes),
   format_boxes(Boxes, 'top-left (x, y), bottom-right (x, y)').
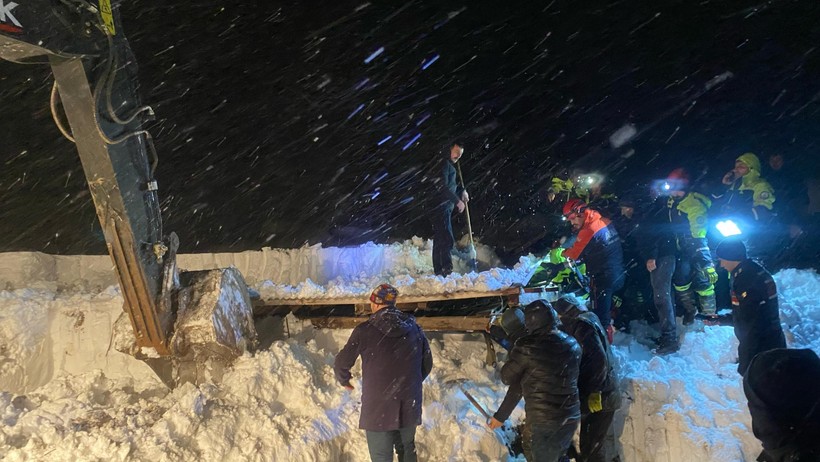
top-left (446, 379), bottom-right (516, 456)
top-left (456, 162), bottom-right (478, 272)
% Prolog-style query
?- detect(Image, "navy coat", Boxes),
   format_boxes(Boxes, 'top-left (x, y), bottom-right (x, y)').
top-left (334, 307), bottom-right (433, 431)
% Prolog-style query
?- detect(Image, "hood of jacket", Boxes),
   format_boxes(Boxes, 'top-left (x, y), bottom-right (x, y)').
top-left (736, 152), bottom-right (763, 187)
top-left (581, 207), bottom-right (603, 226)
top-left (370, 307), bottom-right (417, 338)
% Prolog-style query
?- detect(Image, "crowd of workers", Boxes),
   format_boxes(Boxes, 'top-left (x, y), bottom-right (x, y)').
top-left (330, 144), bottom-right (818, 462)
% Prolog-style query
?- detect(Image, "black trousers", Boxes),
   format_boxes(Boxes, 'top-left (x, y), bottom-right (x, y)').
top-left (432, 206), bottom-right (454, 276)
top-left (570, 410), bottom-right (616, 462)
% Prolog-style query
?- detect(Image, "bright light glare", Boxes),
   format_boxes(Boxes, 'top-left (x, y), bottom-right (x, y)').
top-left (716, 220), bottom-right (742, 237)
top-left (663, 182), bottom-right (671, 190)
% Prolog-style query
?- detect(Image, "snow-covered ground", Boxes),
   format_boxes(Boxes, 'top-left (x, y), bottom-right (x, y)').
top-left (1, 240), bottom-right (818, 461)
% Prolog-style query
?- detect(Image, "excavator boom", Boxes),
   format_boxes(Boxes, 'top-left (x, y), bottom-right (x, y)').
top-left (1, 0), bottom-right (256, 386)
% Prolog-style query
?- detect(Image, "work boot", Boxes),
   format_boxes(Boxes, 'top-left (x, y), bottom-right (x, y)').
top-left (676, 288), bottom-right (698, 326)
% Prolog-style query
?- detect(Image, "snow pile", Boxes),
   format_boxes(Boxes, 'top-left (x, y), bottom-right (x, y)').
top-left (0, 239), bottom-right (522, 299)
top-left (0, 246), bottom-right (818, 461)
top-left (774, 268), bottom-right (820, 352)
top-left (0, 294), bottom-right (512, 461)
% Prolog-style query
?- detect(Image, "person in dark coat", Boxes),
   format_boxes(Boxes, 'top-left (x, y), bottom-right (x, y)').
top-left (562, 199), bottom-right (625, 343)
top-left (743, 348), bottom-right (820, 462)
top-left (554, 294), bottom-right (622, 462)
top-left (432, 142), bottom-right (468, 276)
top-left (492, 300), bottom-right (582, 462)
top-left (611, 196), bottom-right (655, 330)
top-left (715, 239), bottom-right (786, 376)
top-left (334, 284), bottom-right (434, 462)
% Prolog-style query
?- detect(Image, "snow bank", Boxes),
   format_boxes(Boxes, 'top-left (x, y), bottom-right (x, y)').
top-left (0, 237), bottom-right (512, 297)
top-left (1, 242), bottom-right (818, 461)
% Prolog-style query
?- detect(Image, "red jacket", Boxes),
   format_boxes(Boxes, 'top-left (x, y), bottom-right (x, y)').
top-left (563, 208), bottom-right (624, 285)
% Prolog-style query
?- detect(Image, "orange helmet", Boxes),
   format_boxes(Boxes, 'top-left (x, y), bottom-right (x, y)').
top-left (562, 198), bottom-right (587, 218)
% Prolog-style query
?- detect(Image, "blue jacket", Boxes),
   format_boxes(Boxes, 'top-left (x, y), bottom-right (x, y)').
top-left (334, 307), bottom-right (433, 431)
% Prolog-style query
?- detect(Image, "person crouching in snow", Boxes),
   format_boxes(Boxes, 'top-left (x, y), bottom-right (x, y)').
top-left (714, 239), bottom-right (786, 376)
top-left (491, 300), bottom-right (582, 462)
top-left (334, 284), bottom-right (433, 462)
top-left (553, 294), bottom-right (622, 462)
top-left (562, 199), bottom-right (625, 343)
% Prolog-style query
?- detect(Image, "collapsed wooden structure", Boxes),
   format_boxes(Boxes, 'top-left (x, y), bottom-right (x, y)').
top-left (251, 286), bottom-right (559, 332)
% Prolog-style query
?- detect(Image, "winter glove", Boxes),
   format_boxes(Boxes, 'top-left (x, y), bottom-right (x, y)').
top-left (703, 267), bottom-right (718, 285)
top-left (588, 392), bottom-right (603, 413)
top-left (548, 247), bottom-right (565, 264)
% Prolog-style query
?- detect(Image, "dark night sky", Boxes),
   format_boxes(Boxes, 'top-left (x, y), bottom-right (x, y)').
top-left (1, 0), bottom-right (819, 261)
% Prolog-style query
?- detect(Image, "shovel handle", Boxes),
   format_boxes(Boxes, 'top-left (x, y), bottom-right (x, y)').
top-left (456, 162), bottom-right (475, 248)
top-left (461, 386), bottom-right (492, 421)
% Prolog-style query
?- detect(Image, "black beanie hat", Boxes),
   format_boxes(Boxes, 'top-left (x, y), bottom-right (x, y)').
top-left (715, 239), bottom-right (747, 261)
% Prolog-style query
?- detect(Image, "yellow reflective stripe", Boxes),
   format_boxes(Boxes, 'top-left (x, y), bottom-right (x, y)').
top-left (674, 282), bottom-right (692, 292)
top-left (696, 288), bottom-right (715, 297)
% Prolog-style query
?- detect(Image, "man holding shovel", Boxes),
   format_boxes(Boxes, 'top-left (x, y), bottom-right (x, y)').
top-left (432, 141), bottom-right (470, 276)
top-left (489, 300), bottom-right (582, 461)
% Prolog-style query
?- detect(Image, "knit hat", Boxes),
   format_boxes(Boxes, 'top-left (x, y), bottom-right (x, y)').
top-left (715, 239), bottom-right (747, 261)
top-left (369, 283), bottom-right (398, 305)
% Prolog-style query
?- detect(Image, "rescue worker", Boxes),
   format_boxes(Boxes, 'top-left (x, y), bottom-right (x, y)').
top-left (714, 239), bottom-right (786, 376)
top-left (743, 348), bottom-right (820, 462)
top-left (611, 196), bottom-right (655, 330)
top-left (718, 152), bottom-right (776, 222)
top-left (645, 169), bottom-right (718, 355)
top-left (490, 300), bottom-right (582, 462)
top-left (554, 294), bottom-right (622, 462)
top-left (548, 173), bottom-right (619, 218)
top-left (562, 199), bottom-right (625, 343)
top-left (714, 152), bottom-right (777, 262)
top-left (432, 142), bottom-right (469, 276)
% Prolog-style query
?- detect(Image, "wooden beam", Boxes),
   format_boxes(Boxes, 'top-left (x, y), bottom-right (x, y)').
top-left (254, 286), bottom-right (520, 307)
top-left (310, 316), bottom-right (491, 332)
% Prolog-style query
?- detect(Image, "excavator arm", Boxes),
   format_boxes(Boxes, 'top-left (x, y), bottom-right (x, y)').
top-left (1, 0), bottom-right (256, 385)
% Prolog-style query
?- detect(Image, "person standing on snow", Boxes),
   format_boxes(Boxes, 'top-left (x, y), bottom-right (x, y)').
top-left (432, 142), bottom-right (469, 276)
top-left (553, 294), bottom-right (622, 462)
top-left (562, 199), bottom-right (625, 343)
top-left (490, 300), bottom-right (582, 462)
top-left (334, 284), bottom-right (433, 462)
top-left (645, 168), bottom-right (718, 355)
top-left (714, 239), bottom-right (786, 376)
top-left (611, 196), bottom-right (655, 330)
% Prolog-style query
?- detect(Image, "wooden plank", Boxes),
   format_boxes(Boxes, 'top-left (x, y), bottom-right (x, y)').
top-left (255, 286), bottom-right (520, 307)
top-left (310, 316), bottom-right (491, 332)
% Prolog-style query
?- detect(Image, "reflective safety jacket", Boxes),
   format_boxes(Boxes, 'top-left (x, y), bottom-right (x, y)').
top-left (722, 152), bottom-right (776, 220)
